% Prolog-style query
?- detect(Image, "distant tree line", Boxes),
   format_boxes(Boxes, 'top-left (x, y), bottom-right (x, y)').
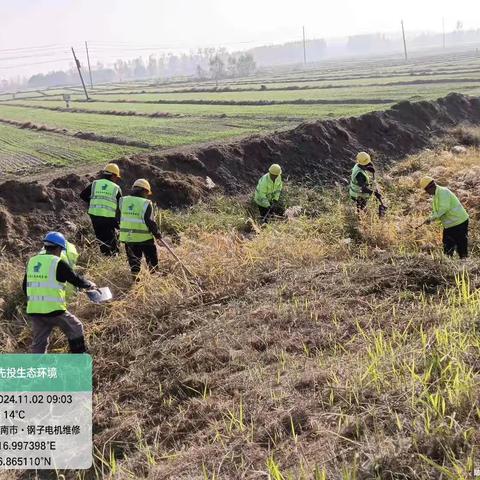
top-left (23, 49), bottom-right (256, 89)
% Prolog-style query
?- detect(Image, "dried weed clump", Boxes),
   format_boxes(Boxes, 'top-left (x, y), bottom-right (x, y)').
top-left (1, 145), bottom-right (480, 479)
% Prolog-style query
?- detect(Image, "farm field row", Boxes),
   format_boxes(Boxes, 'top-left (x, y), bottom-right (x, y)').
top-left (62, 73), bottom-right (480, 96)
top-left (4, 99), bottom-right (386, 119)
top-left (1, 49), bottom-right (478, 176)
top-left (4, 66), bottom-right (479, 101)
top-left (0, 104), bottom-right (294, 147)
top-left (49, 82), bottom-right (480, 104)
top-left (2, 51), bottom-right (478, 102)
top-left (0, 123), bottom-right (141, 174)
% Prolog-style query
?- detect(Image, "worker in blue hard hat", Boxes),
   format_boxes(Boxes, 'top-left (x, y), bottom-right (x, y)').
top-left (23, 232), bottom-right (96, 354)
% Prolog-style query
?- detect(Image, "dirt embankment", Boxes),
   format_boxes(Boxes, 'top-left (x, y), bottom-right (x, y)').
top-left (0, 92), bottom-right (479, 253)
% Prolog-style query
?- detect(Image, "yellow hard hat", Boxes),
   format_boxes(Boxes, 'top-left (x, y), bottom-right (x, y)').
top-left (269, 164), bottom-right (282, 176)
top-left (133, 178), bottom-right (152, 195)
top-left (419, 176), bottom-right (435, 190)
top-left (103, 163), bottom-right (121, 178)
top-left (356, 152), bottom-right (371, 166)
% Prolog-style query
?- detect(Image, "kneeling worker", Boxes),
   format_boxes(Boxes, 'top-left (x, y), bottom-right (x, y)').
top-left (349, 152), bottom-right (385, 213)
top-left (254, 164), bottom-right (284, 223)
top-left (119, 179), bottom-right (162, 275)
top-left (419, 176), bottom-right (469, 258)
top-left (24, 232), bottom-right (96, 354)
top-left (80, 163), bottom-right (122, 256)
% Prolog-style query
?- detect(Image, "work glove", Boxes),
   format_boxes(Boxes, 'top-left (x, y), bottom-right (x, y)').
top-left (154, 232), bottom-right (163, 240)
top-left (85, 281), bottom-right (97, 290)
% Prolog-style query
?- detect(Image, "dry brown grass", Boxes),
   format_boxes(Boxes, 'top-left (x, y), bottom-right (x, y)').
top-left (1, 144), bottom-right (480, 479)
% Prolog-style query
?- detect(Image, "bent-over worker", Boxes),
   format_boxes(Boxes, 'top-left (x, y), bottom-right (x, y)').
top-left (349, 152), bottom-right (385, 215)
top-left (254, 164), bottom-right (284, 223)
top-left (419, 176), bottom-right (469, 258)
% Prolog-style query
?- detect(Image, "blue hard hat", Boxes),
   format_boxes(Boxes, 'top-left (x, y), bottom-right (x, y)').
top-left (43, 231), bottom-right (66, 250)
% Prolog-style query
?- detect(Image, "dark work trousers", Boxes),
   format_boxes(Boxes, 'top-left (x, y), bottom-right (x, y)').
top-left (352, 197), bottom-right (368, 212)
top-left (125, 242), bottom-right (159, 274)
top-left (443, 220), bottom-right (468, 258)
top-left (258, 204), bottom-right (285, 223)
top-left (90, 215), bottom-right (119, 256)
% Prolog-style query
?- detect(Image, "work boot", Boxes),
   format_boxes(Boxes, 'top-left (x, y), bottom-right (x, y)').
top-left (68, 336), bottom-right (88, 354)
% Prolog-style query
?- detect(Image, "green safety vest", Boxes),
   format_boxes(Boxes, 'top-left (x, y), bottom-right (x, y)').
top-left (429, 186), bottom-right (469, 229)
top-left (88, 179), bottom-right (121, 218)
top-left (26, 254), bottom-right (67, 315)
top-left (254, 173), bottom-right (283, 208)
top-left (349, 164), bottom-right (373, 200)
top-left (119, 196), bottom-right (154, 243)
top-left (40, 241), bottom-right (78, 269)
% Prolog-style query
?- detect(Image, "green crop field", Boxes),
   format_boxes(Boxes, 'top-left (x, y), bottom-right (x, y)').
top-left (0, 123), bottom-right (141, 174)
top-left (1, 48), bottom-right (479, 174)
top-left (0, 104), bottom-right (293, 147)
top-left (4, 99), bottom-right (383, 119)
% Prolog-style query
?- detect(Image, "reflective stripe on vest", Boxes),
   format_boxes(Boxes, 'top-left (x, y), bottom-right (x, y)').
top-left (119, 196), bottom-right (154, 243)
top-left (88, 180), bottom-right (120, 218)
top-left (26, 255), bottom-right (66, 315)
top-left (349, 164), bottom-right (372, 200)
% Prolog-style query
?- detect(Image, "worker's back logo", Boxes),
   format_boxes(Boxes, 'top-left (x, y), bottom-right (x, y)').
top-left (128, 204), bottom-right (134, 211)
top-left (101, 183), bottom-right (108, 191)
top-left (33, 262), bottom-right (42, 273)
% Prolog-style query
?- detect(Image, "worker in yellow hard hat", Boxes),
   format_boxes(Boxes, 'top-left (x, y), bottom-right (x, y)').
top-left (419, 176), bottom-right (469, 258)
top-left (80, 163), bottom-right (122, 256)
top-left (254, 164), bottom-right (284, 223)
top-left (349, 152), bottom-right (386, 215)
top-left (119, 179), bottom-right (162, 275)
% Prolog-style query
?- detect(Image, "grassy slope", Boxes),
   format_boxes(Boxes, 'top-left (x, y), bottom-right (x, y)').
top-left (1, 137), bottom-right (480, 479)
top-left (0, 123), bottom-right (142, 173)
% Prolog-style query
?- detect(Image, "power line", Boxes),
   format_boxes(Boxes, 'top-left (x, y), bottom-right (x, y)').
top-left (0, 43), bottom-right (66, 53)
top-left (0, 58), bottom-right (72, 69)
top-left (0, 51), bottom-right (71, 62)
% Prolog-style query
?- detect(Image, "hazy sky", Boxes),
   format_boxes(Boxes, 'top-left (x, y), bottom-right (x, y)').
top-left (1, 0), bottom-right (479, 79)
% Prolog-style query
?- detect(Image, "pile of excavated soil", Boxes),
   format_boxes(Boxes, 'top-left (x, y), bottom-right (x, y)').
top-left (0, 93), bottom-right (479, 253)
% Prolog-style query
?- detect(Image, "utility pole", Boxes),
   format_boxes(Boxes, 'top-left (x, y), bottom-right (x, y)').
top-left (401, 20), bottom-right (408, 61)
top-left (71, 47), bottom-right (90, 100)
top-left (302, 26), bottom-right (307, 65)
top-left (442, 18), bottom-right (446, 49)
top-left (85, 41), bottom-right (93, 89)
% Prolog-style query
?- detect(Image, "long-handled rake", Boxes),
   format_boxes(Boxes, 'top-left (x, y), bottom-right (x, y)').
top-left (157, 238), bottom-right (203, 291)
